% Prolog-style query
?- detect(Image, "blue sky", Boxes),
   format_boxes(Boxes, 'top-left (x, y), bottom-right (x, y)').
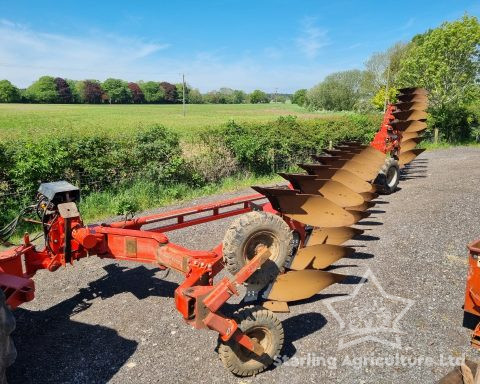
top-left (0, 1), bottom-right (478, 92)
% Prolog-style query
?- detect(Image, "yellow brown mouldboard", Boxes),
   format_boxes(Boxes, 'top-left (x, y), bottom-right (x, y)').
top-left (265, 270), bottom-right (346, 302)
top-left (251, 186), bottom-right (358, 227)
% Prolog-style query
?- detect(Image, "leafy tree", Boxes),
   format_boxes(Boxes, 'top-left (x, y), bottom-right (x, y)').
top-left (139, 81), bottom-right (165, 103)
top-left (364, 42), bottom-right (409, 95)
top-left (128, 82), bottom-right (145, 103)
top-left (397, 15), bottom-right (480, 141)
top-left (249, 89), bottom-right (269, 104)
top-left (54, 77), bottom-right (73, 103)
top-left (66, 80), bottom-right (83, 103)
top-left (397, 15), bottom-right (480, 108)
top-left (24, 76), bottom-right (58, 103)
top-left (204, 90), bottom-right (220, 104)
top-left (175, 83), bottom-right (190, 103)
top-left (371, 87), bottom-right (398, 110)
top-left (188, 88), bottom-right (203, 104)
top-left (232, 90), bottom-right (246, 104)
top-left (0, 80), bottom-right (20, 103)
top-left (82, 80), bottom-right (104, 104)
top-left (218, 88), bottom-right (235, 103)
top-left (307, 70), bottom-right (366, 111)
top-left (159, 82), bottom-right (178, 103)
top-left (292, 89), bottom-right (307, 106)
top-left (102, 78), bottom-right (132, 104)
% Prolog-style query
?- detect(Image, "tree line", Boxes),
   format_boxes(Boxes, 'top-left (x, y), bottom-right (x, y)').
top-left (292, 14), bottom-right (480, 142)
top-left (0, 77), bottom-right (280, 105)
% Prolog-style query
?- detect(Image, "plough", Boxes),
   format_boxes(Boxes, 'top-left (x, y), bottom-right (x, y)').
top-left (0, 88), bottom-right (428, 378)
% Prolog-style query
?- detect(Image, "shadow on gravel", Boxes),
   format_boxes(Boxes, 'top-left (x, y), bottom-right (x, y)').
top-left (402, 159), bottom-right (429, 176)
top-left (347, 252), bottom-right (375, 259)
top-left (8, 264), bottom-right (177, 384)
top-left (401, 175), bottom-right (428, 181)
top-left (325, 264), bottom-right (359, 270)
top-left (339, 275), bottom-right (367, 285)
top-left (368, 209), bottom-right (386, 214)
top-left (355, 221), bottom-right (383, 226)
top-left (281, 312), bottom-right (328, 359)
top-left (400, 167), bottom-right (428, 180)
top-left (355, 234), bottom-right (380, 242)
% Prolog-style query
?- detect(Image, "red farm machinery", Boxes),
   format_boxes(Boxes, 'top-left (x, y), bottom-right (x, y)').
top-left (0, 88), bottom-right (428, 378)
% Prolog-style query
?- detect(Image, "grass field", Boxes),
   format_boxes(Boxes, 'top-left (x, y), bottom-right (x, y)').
top-left (0, 103), bottom-right (342, 140)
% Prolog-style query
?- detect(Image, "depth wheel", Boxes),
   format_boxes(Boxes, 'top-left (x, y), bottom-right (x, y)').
top-left (222, 211), bottom-right (292, 287)
top-left (218, 306), bottom-right (284, 376)
top-left (0, 290), bottom-right (16, 384)
top-left (374, 157), bottom-right (399, 195)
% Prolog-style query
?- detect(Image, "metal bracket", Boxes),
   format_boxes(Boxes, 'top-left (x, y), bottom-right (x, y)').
top-left (58, 202), bottom-right (80, 219)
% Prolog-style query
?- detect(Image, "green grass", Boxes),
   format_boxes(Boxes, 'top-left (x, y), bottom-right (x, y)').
top-left (0, 103), bottom-right (344, 140)
top-left (79, 173), bottom-right (282, 223)
top-left (420, 140), bottom-right (480, 150)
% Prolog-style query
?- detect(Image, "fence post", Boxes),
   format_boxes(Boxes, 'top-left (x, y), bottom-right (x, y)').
top-left (434, 128), bottom-right (439, 144)
top-left (329, 140), bottom-right (333, 150)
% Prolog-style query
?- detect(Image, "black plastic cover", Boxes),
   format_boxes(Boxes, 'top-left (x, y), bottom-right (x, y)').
top-left (38, 181), bottom-right (80, 204)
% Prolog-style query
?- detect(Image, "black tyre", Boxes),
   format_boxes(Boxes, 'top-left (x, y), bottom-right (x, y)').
top-left (0, 290), bottom-right (16, 384)
top-left (374, 157), bottom-right (400, 195)
top-left (218, 306), bottom-right (284, 376)
top-left (222, 211), bottom-right (293, 287)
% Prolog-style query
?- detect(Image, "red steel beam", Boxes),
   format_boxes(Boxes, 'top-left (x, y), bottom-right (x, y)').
top-left (109, 193), bottom-right (266, 232)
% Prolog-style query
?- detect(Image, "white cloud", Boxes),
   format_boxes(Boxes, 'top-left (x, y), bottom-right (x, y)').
top-left (0, 20), bottom-right (170, 87)
top-left (296, 17), bottom-right (329, 59)
top-left (0, 19), bottom-right (339, 93)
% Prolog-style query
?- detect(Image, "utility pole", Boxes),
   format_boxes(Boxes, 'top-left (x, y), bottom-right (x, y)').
top-left (384, 63), bottom-right (391, 113)
top-left (274, 87), bottom-right (278, 103)
top-left (182, 73), bottom-right (186, 117)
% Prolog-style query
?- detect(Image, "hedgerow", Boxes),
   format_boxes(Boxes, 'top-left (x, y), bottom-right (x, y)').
top-left (0, 114), bottom-right (381, 226)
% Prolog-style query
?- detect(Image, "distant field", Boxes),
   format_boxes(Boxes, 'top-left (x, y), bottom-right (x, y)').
top-left (0, 103), bottom-right (342, 140)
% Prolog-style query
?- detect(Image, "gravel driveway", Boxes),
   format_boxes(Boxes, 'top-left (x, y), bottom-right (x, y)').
top-left (7, 146), bottom-right (480, 384)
